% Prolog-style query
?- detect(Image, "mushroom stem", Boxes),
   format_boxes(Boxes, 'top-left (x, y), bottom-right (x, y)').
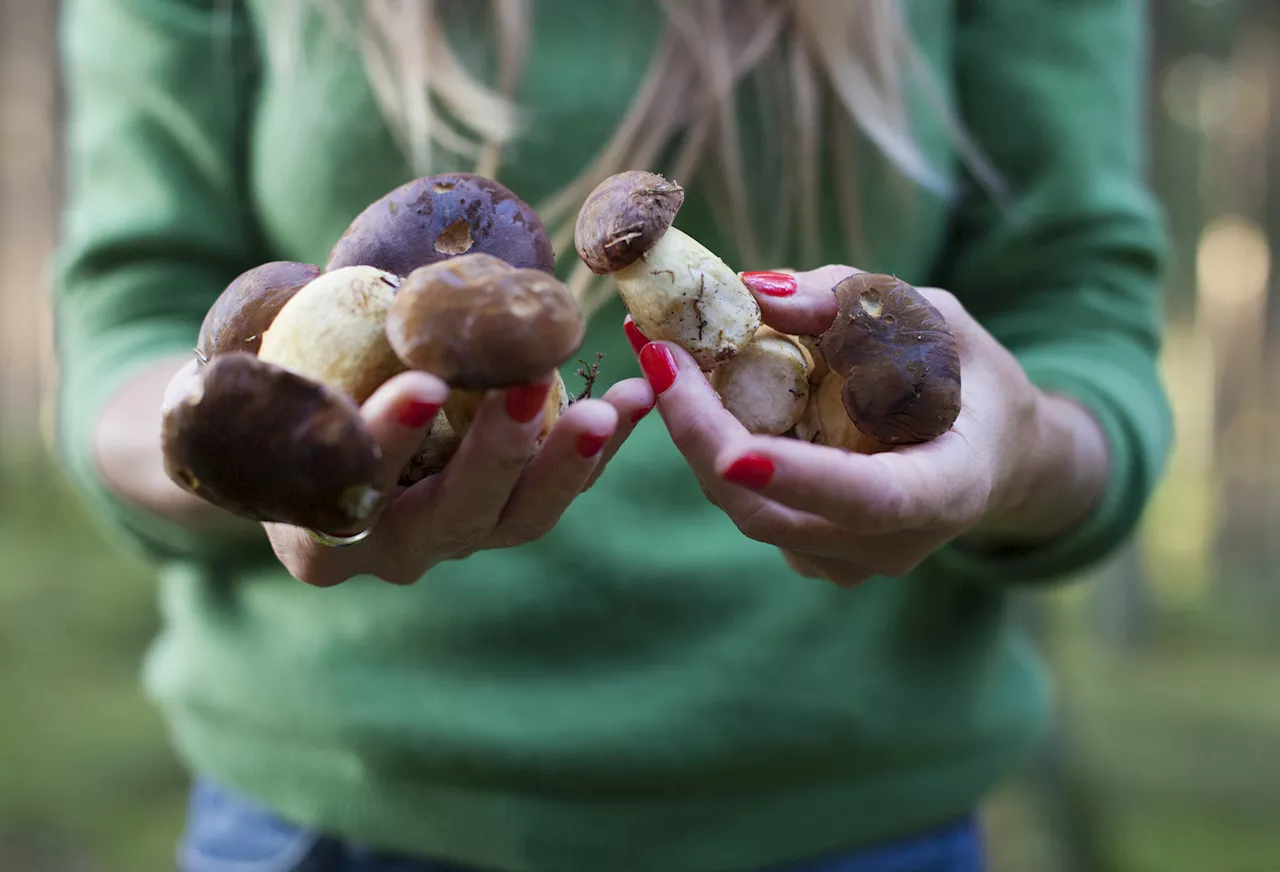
top-left (610, 225), bottom-right (761, 370)
top-left (713, 327), bottom-right (813, 435)
top-left (443, 371), bottom-right (569, 447)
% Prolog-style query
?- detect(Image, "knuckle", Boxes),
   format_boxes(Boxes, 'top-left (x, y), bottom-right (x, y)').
top-left (732, 503), bottom-right (779, 544)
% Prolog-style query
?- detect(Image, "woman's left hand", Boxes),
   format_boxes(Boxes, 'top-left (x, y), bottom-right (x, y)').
top-left (624, 266), bottom-right (1112, 588)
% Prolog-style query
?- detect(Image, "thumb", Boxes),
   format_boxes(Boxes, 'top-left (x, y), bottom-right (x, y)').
top-left (740, 264), bottom-right (859, 337)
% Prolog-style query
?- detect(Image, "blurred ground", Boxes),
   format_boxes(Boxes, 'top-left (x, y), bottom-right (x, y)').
top-left (5, 1), bottom-right (1280, 871)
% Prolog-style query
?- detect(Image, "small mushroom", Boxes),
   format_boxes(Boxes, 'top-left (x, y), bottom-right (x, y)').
top-left (712, 327), bottom-right (814, 436)
top-left (161, 351), bottom-right (385, 535)
top-left (386, 251), bottom-right (583, 439)
top-left (326, 173), bottom-right (557, 277)
top-left (574, 170), bottom-right (761, 370)
top-left (196, 261), bottom-right (321, 361)
top-left (806, 273), bottom-right (961, 450)
top-left (257, 265), bottom-right (407, 404)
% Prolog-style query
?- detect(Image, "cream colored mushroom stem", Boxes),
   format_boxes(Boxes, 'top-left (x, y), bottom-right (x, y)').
top-left (610, 226), bottom-right (761, 371)
top-left (712, 328), bottom-right (814, 436)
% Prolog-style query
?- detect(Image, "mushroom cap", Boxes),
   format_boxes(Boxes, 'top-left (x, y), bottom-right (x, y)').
top-left (326, 173), bottom-right (556, 277)
top-left (816, 273), bottom-right (961, 445)
top-left (385, 252), bottom-right (585, 390)
top-left (196, 261), bottom-right (321, 360)
top-left (574, 170), bottom-right (685, 275)
top-left (161, 351), bottom-right (386, 535)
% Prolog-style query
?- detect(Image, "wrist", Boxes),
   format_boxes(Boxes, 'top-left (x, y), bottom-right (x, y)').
top-left (970, 390), bottom-right (1111, 546)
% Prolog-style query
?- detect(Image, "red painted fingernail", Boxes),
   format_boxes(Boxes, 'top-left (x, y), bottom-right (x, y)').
top-left (740, 271), bottom-right (797, 297)
top-left (639, 344), bottom-right (678, 394)
top-left (506, 382), bottom-right (551, 423)
top-left (576, 433), bottom-right (608, 458)
top-left (630, 404), bottom-right (654, 424)
top-left (723, 453), bottom-right (774, 489)
top-left (398, 399), bottom-right (440, 428)
top-left (624, 318), bottom-right (649, 356)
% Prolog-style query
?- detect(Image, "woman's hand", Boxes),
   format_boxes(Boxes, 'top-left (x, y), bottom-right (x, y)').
top-left (625, 266), bottom-right (1111, 588)
top-left (160, 359), bottom-right (655, 587)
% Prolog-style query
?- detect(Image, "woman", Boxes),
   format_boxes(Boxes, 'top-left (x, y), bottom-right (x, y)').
top-left (53, 1), bottom-right (1171, 870)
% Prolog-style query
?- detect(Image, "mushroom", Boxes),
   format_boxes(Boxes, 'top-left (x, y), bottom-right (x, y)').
top-left (574, 170), bottom-right (761, 370)
top-left (161, 351), bottom-right (385, 535)
top-left (794, 273), bottom-right (961, 452)
top-left (385, 251), bottom-right (583, 441)
top-left (327, 173), bottom-right (557, 277)
top-left (196, 261), bottom-right (321, 361)
top-left (711, 327), bottom-right (814, 435)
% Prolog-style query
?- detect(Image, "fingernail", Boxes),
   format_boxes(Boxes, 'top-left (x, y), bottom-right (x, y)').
top-left (623, 318), bottom-right (649, 356)
top-left (740, 271), bottom-right (797, 297)
top-left (506, 382), bottom-right (552, 423)
top-left (576, 433), bottom-right (608, 458)
top-left (638, 344), bottom-right (678, 394)
top-left (723, 453), bottom-right (774, 489)
top-left (630, 404), bottom-right (654, 425)
top-left (398, 399), bottom-right (440, 428)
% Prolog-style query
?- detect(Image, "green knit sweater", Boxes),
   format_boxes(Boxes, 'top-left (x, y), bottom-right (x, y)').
top-left (53, 0), bottom-right (1170, 869)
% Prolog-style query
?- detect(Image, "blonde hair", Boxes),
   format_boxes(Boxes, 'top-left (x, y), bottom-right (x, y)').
top-left (273, 0), bottom-right (1004, 316)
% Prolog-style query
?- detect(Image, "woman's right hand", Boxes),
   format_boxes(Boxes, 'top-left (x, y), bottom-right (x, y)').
top-left (255, 369), bottom-right (655, 587)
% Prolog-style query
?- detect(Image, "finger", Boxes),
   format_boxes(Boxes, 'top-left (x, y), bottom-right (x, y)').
top-left (712, 429), bottom-right (987, 537)
top-left (738, 265), bottom-right (854, 336)
top-left (782, 550), bottom-right (876, 589)
top-left (358, 370), bottom-right (452, 488)
top-left (637, 338), bottom-right (808, 532)
top-left (395, 375), bottom-right (555, 543)
top-left (582, 376), bottom-right (656, 491)
top-left (496, 398), bottom-right (619, 543)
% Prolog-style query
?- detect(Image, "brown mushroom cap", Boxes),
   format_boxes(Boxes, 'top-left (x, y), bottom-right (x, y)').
top-left (196, 261), bottom-right (321, 360)
top-left (385, 252), bottom-right (585, 390)
top-left (574, 170), bottom-right (685, 275)
top-left (816, 273), bottom-right (961, 445)
top-left (326, 173), bottom-right (556, 277)
top-left (161, 351), bottom-right (385, 535)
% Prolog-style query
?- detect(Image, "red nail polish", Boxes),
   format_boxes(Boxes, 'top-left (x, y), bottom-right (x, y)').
top-left (398, 400), bottom-right (440, 428)
top-left (723, 453), bottom-right (774, 489)
top-left (576, 433), bottom-right (608, 458)
top-left (639, 344), bottom-right (678, 394)
top-left (741, 271), bottom-right (797, 297)
top-left (506, 383), bottom-right (551, 423)
top-left (630, 405), bottom-right (654, 425)
top-left (624, 318), bottom-right (649, 356)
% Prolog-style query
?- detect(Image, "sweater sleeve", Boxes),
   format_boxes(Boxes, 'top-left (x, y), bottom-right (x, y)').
top-left (52, 0), bottom-right (267, 563)
top-left (922, 0), bottom-right (1173, 587)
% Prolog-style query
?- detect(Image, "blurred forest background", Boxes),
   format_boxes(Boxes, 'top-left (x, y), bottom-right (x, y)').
top-left (3, 1), bottom-right (1280, 870)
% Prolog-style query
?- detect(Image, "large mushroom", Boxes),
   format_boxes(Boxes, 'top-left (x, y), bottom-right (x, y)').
top-left (161, 173), bottom-right (586, 537)
top-left (791, 273), bottom-right (962, 452)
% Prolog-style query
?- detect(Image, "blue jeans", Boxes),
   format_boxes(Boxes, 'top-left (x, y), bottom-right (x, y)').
top-left (178, 779), bottom-right (984, 872)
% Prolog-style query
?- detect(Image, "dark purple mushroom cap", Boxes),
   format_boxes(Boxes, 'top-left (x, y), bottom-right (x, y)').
top-left (816, 273), bottom-right (962, 445)
top-left (325, 173), bottom-right (557, 277)
top-left (161, 351), bottom-right (385, 535)
top-left (196, 261), bottom-right (321, 361)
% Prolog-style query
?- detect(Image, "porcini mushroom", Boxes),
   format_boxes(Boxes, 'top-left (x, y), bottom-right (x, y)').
top-left (161, 351), bottom-right (385, 535)
top-left (385, 251), bottom-right (583, 440)
top-left (797, 273), bottom-right (961, 451)
top-left (327, 173), bottom-right (557, 277)
top-left (574, 170), bottom-right (761, 369)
